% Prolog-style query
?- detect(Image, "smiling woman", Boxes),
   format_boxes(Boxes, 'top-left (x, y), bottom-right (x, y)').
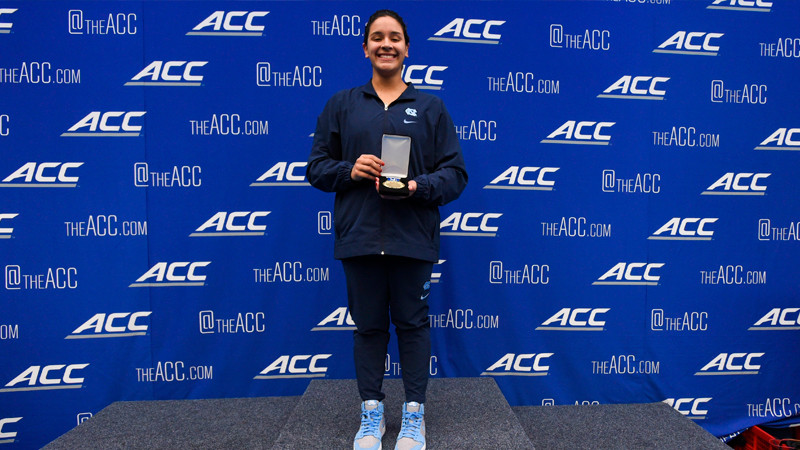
top-left (362, 12), bottom-right (409, 100)
top-left (306, 8), bottom-right (468, 450)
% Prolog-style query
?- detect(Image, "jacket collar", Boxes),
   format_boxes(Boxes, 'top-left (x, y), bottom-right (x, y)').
top-left (360, 80), bottom-right (418, 103)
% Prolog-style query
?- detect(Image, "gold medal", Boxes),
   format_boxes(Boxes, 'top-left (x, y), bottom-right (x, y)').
top-left (382, 180), bottom-right (404, 189)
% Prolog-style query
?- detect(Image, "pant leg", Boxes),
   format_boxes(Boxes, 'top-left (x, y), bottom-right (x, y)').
top-left (387, 256), bottom-right (434, 404)
top-left (341, 255), bottom-right (390, 402)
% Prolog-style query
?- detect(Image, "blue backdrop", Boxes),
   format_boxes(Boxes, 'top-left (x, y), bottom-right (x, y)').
top-left (2, 0), bottom-right (799, 447)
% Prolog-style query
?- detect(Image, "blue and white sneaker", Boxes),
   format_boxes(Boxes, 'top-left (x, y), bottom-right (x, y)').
top-left (395, 402), bottom-right (425, 450)
top-left (354, 400), bottom-right (385, 450)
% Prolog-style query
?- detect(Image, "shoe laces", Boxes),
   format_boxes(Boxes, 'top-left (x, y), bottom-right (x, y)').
top-left (398, 410), bottom-right (424, 439)
top-left (356, 408), bottom-right (383, 438)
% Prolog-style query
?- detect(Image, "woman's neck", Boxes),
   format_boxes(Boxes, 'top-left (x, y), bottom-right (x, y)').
top-left (371, 75), bottom-right (407, 107)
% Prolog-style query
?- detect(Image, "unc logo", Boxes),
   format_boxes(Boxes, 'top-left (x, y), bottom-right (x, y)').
top-left (405, 108), bottom-right (417, 117)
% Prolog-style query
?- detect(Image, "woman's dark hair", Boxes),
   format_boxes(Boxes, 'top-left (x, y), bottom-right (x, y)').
top-left (363, 9), bottom-right (409, 46)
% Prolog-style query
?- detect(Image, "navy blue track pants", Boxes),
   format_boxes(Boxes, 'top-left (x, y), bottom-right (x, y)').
top-left (341, 255), bottom-right (433, 404)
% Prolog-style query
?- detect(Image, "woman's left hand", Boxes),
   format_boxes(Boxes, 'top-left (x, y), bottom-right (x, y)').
top-left (375, 179), bottom-right (416, 199)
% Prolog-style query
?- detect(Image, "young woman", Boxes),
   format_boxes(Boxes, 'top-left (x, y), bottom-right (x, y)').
top-left (307, 9), bottom-right (467, 450)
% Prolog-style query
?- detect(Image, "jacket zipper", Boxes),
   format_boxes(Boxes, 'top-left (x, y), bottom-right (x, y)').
top-left (380, 100), bottom-right (388, 255)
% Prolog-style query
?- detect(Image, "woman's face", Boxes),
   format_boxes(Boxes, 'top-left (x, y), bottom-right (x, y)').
top-left (363, 16), bottom-right (409, 78)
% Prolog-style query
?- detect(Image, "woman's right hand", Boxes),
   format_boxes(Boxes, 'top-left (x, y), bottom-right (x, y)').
top-left (351, 154), bottom-right (384, 181)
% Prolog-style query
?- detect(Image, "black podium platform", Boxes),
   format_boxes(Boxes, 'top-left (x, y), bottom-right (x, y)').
top-left (45, 377), bottom-right (728, 449)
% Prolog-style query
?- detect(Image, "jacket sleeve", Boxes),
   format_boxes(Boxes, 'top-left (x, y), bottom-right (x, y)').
top-left (306, 93), bottom-right (357, 193)
top-left (412, 101), bottom-right (468, 206)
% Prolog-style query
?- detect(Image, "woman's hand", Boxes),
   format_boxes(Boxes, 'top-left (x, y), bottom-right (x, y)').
top-left (375, 178), bottom-right (416, 199)
top-left (351, 154), bottom-right (384, 181)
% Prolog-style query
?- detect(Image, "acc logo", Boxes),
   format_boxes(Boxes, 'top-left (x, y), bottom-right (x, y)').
top-left (190, 211), bottom-right (270, 237)
top-left (440, 212), bottom-right (502, 237)
top-left (125, 61), bottom-right (207, 86)
top-left (0, 213), bottom-right (18, 238)
top-left (61, 111), bottom-right (146, 137)
top-left (702, 172), bottom-right (769, 195)
top-left (663, 398), bottom-right (712, 419)
top-left (66, 312), bottom-right (151, 339)
top-left (654, 31), bottom-right (724, 56)
top-left (428, 18), bottom-right (505, 44)
top-left (250, 162), bottom-right (309, 186)
top-left (0, 416), bottom-right (21, 440)
top-left (481, 353), bottom-right (553, 376)
top-left (2, 162), bottom-right (82, 187)
top-left (593, 262), bottom-right (664, 286)
top-left (402, 65), bottom-right (447, 90)
top-left (0, 8), bottom-right (16, 33)
top-left (541, 120), bottom-right (615, 145)
top-left (484, 166), bottom-right (559, 191)
top-left (311, 307), bottom-right (355, 331)
top-left (254, 354), bottom-right (332, 379)
top-left (187, 11), bottom-right (269, 36)
top-left (755, 128), bottom-right (800, 151)
top-left (749, 308), bottom-right (800, 330)
top-left (536, 308), bottom-right (610, 331)
top-left (707, 0), bottom-right (772, 12)
top-left (696, 352), bottom-right (764, 375)
top-left (648, 218), bottom-right (718, 241)
top-left (431, 259), bottom-right (445, 283)
top-left (0, 364), bottom-right (89, 392)
top-left (129, 261), bottom-right (210, 287)
top-left (598, 76), bottom-right (670, 100)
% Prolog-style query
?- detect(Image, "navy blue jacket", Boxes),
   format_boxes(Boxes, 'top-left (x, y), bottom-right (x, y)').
top-left (307, 81), bottom-right (468, 262)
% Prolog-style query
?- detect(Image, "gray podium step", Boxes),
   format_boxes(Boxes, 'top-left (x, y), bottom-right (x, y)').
top-left (273, 377), bottom-right (534, 449)
top-left (44, 396), bottom-right (299, 449)
top-left (513, 402), bottom-right (730, 450)
top-left (44, 377), bottom-right (729, 449)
